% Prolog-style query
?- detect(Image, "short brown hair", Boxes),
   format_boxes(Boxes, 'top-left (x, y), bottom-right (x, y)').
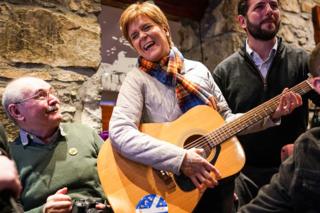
top-left (119, 1), bottom-right (173, 46)
top-left (238, 0), bottom-right (249, 16)
top-left (238, 0), bottom-right (280, 16)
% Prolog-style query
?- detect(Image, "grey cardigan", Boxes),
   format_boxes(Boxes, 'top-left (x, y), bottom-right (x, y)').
top-left (109, 59), bottom-right (277, 174)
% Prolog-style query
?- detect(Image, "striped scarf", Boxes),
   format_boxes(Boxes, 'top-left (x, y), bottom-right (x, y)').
top-left (138, 47), bottom-right (217, 112)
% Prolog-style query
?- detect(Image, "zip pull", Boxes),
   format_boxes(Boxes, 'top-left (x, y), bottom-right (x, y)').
top-left (263, 79), bottom-right (268, 91)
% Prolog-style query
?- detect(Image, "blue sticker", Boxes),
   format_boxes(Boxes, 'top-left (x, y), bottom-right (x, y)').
top-left (136, 194), bottom-right (168, 213)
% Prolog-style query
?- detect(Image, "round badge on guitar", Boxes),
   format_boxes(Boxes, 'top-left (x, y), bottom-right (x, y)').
top-left (135, 194), bottom-right (168, 213)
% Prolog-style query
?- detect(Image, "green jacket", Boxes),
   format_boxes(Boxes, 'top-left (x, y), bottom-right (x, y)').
top-left (10, 123), bottom-right (105, 213)
top-left (0, 124), bottom-right (9, 156)
top-left (0, 125), bottom-right (11, 213)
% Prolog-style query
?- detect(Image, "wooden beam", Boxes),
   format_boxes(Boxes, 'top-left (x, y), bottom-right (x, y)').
top-left (154, 0), bottom-right (209, 21)
top-left (312, 5), bottom-right (320, 44)
top-left (101, 0), bottom-right (209, 21)
top-left (101, 0), bottom-right (134, 10)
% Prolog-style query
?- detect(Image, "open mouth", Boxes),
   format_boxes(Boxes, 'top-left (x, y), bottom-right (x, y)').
top-left (46, 105), bottom-right (59, 113)
top-left (143, 41), bottom-right (155, 51)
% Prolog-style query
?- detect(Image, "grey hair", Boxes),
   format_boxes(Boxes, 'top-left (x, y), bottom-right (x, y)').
top-left (2, 76), bottom-right (49, 121)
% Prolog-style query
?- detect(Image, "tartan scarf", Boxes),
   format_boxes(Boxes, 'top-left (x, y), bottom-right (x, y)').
top-left (138, 47), bottom-right (217, 112)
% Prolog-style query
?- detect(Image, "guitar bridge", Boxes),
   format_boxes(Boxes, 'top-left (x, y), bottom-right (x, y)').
top-left (156, 170), bottom-right (176, 191)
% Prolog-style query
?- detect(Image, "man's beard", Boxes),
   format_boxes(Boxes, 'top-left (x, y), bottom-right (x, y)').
top-left (246, 17), bottom-right (280, 41)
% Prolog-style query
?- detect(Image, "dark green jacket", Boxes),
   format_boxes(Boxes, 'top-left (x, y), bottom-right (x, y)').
top-left (0, 125), bottom-right (9, 156)
top-left (10, 123), bottom-right (105, 213)
top-left (239, 127), bottom-right (320, 212)
top-left (0, 124), bottom-right (11, 213)
top-left (213, 38), bottom-right (320, 167)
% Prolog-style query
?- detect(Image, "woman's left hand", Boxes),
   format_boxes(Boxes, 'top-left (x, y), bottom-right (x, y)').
top-left (271, 88), bottom-right (302, 121)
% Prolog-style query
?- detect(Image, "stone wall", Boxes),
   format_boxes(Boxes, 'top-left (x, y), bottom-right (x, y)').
top-left (0, 0), bottom-right (101, 140)
top-left (180, 0), bottom-right (319, 71)
top-left (0, 0), bottom-right (319, 140)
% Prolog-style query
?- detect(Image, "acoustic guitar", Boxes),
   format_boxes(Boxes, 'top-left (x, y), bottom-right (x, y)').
top-left (98, 79), bottom-right (313, 213)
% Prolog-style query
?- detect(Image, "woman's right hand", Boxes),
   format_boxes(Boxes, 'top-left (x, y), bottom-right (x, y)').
top-left (180, 148), bottom-right (221, 191)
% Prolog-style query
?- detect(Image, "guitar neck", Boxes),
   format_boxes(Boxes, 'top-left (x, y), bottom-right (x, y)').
top-left (208, 79), bottom-right (313, 147)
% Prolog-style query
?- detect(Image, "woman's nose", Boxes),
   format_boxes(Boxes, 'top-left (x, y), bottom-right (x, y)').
top-left (139, 31), bottom-right (148, 40)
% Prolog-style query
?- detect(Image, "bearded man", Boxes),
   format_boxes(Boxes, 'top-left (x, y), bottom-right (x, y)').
top-left (212, 0), bottom-right (320, 205)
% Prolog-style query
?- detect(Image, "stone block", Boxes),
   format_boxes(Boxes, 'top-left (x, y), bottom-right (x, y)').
top-left (0, 2), bottom-right (101, 68)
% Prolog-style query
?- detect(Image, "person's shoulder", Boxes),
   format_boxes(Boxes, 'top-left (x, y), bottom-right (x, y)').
top-left (280, 40), bottom-right (308, 56)
top-left (0, 125), bottom-right (8, 151)
top-left (294, 127), bottom-right (320, 157)
top-left (8, 137), bottom-right (23, 158)
top-left (126, 66), bottom-right (139, 74)
top-left (183, 58), bottom-right (212, 77)
top-left (213, 51), bottom-right (242, 73)
top-left (122, 66), bottom-right (150, 85)
top-left (219, 51), bottom-right (241, 64)
top-left (0, 125), bottom-right (10, 157)
top-left (61, 122), bottom-right (94, 133)
top-left (184, 58), bottom-right (208, 69)
top-left (296, 127), bottom-right (320, 143)
top-left (126, 66), bottom-right (145, 77)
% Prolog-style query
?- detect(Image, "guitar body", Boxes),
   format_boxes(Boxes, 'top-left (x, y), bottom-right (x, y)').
top-left (98, 105), bottom-right (245, 213)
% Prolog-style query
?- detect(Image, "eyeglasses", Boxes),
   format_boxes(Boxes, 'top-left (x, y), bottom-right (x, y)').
top-left (14, 88), bottom-right (58, 104)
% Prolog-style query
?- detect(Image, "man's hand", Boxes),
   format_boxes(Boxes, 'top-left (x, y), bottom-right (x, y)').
top-left (43, 187), bottom-right (72, 213)
top-left (271, 88), bottom-right (302, 121)
top-left (180, 148), bottom-right (221, 191)
top-left (0, 155), bottom-right (22, 198)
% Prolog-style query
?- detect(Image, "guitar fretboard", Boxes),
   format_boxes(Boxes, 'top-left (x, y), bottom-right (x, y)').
top-left (201, 79), bottom-right (313, 149)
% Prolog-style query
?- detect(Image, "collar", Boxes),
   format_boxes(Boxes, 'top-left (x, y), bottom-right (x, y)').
top-left (246, 38), bottom-right (278, 58)
top-left (20, 125), bottom-right (67, 146)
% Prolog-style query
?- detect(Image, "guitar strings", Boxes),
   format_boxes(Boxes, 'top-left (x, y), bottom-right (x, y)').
top-left (199, 82), bottom-right (309, 149)
top-left (184, 81), bottom-right (310, 150)
top-left (183, 81), bottom-right (311, 153)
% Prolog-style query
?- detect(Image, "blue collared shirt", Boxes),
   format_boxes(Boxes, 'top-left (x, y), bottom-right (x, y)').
top-left (19, 125), bottom-right (67, 146)
top-left (246, 39), bottom-right (278, 79)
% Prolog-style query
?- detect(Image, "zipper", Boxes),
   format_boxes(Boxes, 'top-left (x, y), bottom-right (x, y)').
top-left (244, 53), bottom-right (267, 91)
top-left (263, 78), bottom-right (268, 91)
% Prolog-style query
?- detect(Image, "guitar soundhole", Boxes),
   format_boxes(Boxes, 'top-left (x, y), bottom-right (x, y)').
top-left (184, 134), bottom-right (211, 157)
top-left (174, 134), bottom-right (221, 192)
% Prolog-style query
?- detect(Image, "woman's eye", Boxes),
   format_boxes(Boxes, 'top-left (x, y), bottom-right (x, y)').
top-left (143, 25), bottom-right (151, 31)
top-left (131, 33), bottom-right (138, 40)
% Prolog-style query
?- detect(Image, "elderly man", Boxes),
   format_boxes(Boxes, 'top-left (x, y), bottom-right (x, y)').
top-left (0, 124), bottom-right (23, 213)
top-left (2, 76), bottom-right (110, 213)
